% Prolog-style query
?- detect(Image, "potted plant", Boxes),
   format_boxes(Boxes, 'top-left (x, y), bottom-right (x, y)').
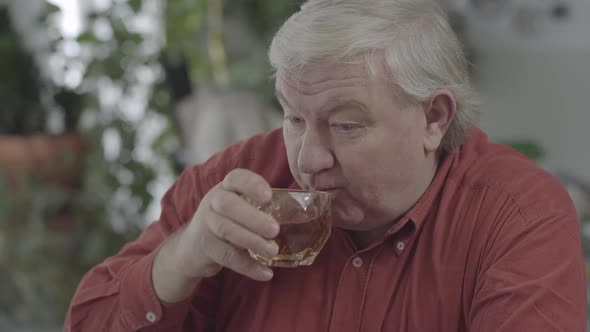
top-left (0, 3), bottom-right (85, 224)
top-left (0, 1), bottom-right (174, 325)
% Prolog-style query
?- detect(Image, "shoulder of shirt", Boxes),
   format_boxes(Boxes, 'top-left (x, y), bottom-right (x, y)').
top-left (447, 128), bottom-right (577, 220)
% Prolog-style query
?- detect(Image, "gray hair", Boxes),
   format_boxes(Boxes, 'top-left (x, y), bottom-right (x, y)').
top-left (269, 0), bottom-right (480, 152)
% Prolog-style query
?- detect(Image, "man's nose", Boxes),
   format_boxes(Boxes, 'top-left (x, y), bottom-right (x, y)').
top-left (297, 132), bottom-right (334, 175)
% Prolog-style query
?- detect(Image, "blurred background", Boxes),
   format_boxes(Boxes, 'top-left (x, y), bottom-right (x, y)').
top-left (0, 0), bottom-right (588, 330)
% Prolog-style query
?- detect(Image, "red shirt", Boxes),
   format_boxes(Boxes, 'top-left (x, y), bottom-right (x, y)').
top-left (64, 128), bottom-right (586, 331)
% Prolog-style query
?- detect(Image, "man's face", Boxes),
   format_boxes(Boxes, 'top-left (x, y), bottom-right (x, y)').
top-left (276, 58), bottom-right (437, 232)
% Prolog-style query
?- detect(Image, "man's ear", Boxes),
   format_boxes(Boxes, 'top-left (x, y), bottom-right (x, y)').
top-left (423, 89), bottom-right (456, 153)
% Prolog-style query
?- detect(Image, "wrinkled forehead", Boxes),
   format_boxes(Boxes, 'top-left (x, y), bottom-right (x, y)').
top-left (276, 63), bottom-right (364, 94)
top-left (275, 53), bottom-right (391, 95)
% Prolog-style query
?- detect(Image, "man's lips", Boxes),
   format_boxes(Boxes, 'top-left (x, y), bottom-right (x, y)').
top-left (300, 178), bottom-right (345, 193)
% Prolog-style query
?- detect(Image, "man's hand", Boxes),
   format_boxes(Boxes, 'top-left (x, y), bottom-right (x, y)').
top-left (152, 169), bottom-right (280, 303)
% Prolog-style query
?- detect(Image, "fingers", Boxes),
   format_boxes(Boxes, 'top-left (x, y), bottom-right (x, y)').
top-left (204, 238), bottom-right (274, 281)
top-left (206, 211), bottom-right (279, 257)
top-left (210, 190), bottom-right (280, 239)
top-left (177, 169), bottom-right (280, 282)
top-left (222, 169), bottom-right (272, 204)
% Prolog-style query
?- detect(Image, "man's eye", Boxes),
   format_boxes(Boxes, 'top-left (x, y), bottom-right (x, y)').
top-left (285, 116), bottom-right (305, 126)
top-left (331, 122), bottom-right (362, 133)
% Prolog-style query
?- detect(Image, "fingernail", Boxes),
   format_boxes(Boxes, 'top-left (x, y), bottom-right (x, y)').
top-left (266, 222), bottom-right (280, 237)
top-left (261, 268), bottom-right (274, 280)
top-left (260, 187), bottom-right (272, 201)
top-left (267, 241), bottom-right (279, 255)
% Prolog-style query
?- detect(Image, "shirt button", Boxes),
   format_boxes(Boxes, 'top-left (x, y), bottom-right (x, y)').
top-left (396, 241), bottom-right (405, 252)
top-left (146, 311), bottom-right (157, 323)
top-left (352, 257), bottom-right (363, 268)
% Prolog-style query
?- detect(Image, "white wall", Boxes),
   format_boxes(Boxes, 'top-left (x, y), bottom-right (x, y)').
top-left (462, 0), bottom-right (590, 182)
top-left (474, 52), bottom-right (590, 182)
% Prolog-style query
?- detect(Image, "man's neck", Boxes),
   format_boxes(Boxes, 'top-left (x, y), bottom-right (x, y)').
top-left (346, 153), bottom-right (441, 251)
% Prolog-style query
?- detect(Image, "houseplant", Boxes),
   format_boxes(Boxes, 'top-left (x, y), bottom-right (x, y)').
top-left (0, 0), bottom-right (177, 324)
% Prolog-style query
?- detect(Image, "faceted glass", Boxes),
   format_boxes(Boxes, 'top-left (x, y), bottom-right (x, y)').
top-left (247, 188), bottom-right (331, 267)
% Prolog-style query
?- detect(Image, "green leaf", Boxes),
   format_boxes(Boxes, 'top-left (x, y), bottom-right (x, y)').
top-left (45, 3), bottom-right (61, 14)
top-left (503, 140), bottom-right (545, 162)
top-left (39, 3), bottom-right (61, 23)
top-left (76, 31), bottom-right (97, 44)
top-left (129, 0), bottom-right (143, 12)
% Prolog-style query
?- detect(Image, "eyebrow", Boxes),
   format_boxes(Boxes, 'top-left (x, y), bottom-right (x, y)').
top-left (275, 91), bottom-right (369, 115)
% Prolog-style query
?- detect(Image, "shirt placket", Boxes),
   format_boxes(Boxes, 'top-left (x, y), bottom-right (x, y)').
top-left (327, 249), bottom-right (375, 332)
top-left (359, 229), bottom-right (415, 331)
top-left (327, 221), bottom-right (415, 332)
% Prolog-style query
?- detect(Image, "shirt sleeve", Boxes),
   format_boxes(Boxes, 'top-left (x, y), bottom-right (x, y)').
top-left (63, 164), bottom-right (221, 332)
top-left (469, 212), bottom-right (587, 331)
top-left (63, 129), bottom-right (289, 331)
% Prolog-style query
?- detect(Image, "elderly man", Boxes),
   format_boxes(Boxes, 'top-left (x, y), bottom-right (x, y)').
top-left (64, 0), bottom-right (586, 331)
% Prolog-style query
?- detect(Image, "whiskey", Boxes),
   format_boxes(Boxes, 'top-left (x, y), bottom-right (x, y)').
top-left (248, 189), bottom-right (331, 267)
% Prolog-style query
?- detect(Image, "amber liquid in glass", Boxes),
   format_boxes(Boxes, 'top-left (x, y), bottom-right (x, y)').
top-left (251, 209), bottom-right (331, 267)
